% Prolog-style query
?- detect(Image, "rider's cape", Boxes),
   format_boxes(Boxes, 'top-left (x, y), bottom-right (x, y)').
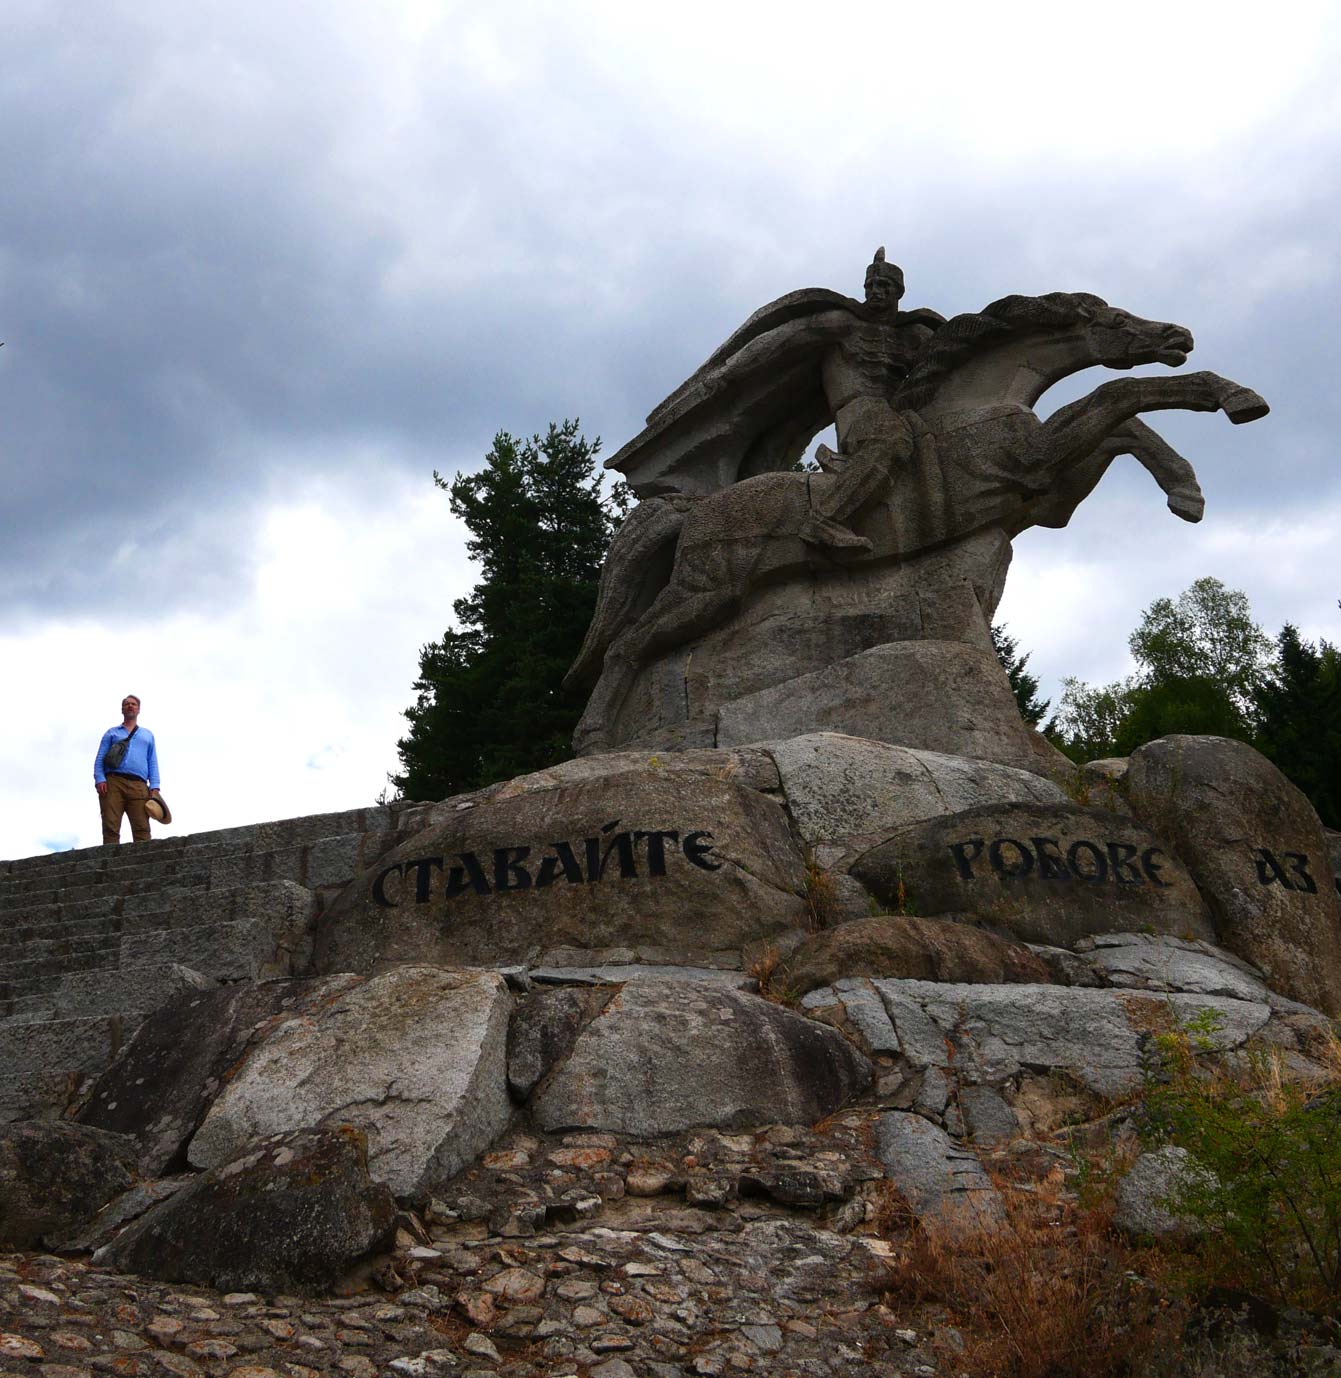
top-left (605, 287), bottom-right (945, 499)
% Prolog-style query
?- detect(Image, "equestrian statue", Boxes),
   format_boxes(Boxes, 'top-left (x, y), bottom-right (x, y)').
top-left (566, 250), bottom-right (1268, 761)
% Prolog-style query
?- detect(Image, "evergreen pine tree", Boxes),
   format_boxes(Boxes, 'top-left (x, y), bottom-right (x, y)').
top-left (1254, 624), bottom-right (1341, 828)
top-left (391, 420), bottom-right (623, 800)
top-left (991, 623), bottom-right (1050, 726)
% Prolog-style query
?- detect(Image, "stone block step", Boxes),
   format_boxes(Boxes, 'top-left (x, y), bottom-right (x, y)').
top-left (0, 829), bottom-right (394, 912)
top-left (3, 926), bottom-right (126, 968)
top-left (3, 962), bottom-right (216, 1026)
top-left (1, 865), bottom-right (215, 907)
top-left (6, 894), bottom-right (121, 930)
top-left (9, 910), bottom-right (122, 949)
top-left (8, 882), bottom-right (311, 957)
top-left (1, 805), bottom-right (398, 880)
top-left (0, 1012), bottom-right (135, 1084)
top-left (118, 917), bottom-right (291, 981)
top-left (0, 882), bottom-right (313, 999)
top-left (2, 911), bottom-right (308, 1007)
top-left (0, 945), bottom-right (123, 989)
top-left (0, 1070), bottom-right (82, 1125)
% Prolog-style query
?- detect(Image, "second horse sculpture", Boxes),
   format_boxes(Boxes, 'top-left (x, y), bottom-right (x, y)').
top-left (567, 253), bottom-right (1268, 771)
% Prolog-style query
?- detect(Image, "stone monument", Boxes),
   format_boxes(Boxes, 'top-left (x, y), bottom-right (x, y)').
top-left (565, 250), bottom-right (1267, 775)
top-left (5, 251), bottom-right (1341, 1367)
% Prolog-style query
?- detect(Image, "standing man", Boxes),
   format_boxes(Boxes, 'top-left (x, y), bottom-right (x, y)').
top-left (94, 695), bottom-right (162, 845)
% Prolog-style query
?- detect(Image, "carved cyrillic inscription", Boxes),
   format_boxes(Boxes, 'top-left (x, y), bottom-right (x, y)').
top-left (1250, 846), bottom-right (1318, 894)
top-left (947, 835), bottom-right (1172, 887)
top-left (371, 820), bottom-right (723, 909)
top-left (946, 836), bottom-right (1330, 898)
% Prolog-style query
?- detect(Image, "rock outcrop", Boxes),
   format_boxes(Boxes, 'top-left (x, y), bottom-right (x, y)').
top-left (314, 771), bottom-right (808, 974)
top-left (98, 1127), bottom-right (396, 1295)
top-left (0, 1121), bottom-right (137, 1249)
top-left (529, 981), bottom-right (872, 1135)
top-left (853, 800), bottom-right (1214, 947)
top-left (1125, 735), bottom-right (1341, 1013)
top-left (3, 726), bottom-right (1338, 1350)
top-left (781, 915), bottom-right (1052, 995)
top-left (187, 967), bottom-right (513, 1200)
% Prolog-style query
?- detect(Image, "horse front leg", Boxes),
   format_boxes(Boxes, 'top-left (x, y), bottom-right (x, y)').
top-left (1118, 418), bottom-right (1204, 522)
top-left (1041, 371), bottom-right (1268, 473)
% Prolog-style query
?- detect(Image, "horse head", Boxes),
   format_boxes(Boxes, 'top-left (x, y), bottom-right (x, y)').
top-left (897, 292), bottom-right (1197, 418)
top-left (1074, 298), bottom-right (1194, 372)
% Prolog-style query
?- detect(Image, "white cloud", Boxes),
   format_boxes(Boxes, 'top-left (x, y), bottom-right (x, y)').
top-left (1, 468), bottom-right (473, 858)
top-left (998, 487), bottom-right (1341, 703)
top-left (3, 0), bottom-right (1340, 860)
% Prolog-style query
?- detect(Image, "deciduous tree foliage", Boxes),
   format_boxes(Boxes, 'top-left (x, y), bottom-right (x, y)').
top-left (1128, 576), bottom-right (1272, 714)
top-left (391, 421), bottom-right (624, 801)
top-left (1048, 580), bottom-right (1340, 828)
top-left (1049, 577), bottom-right (1269, 761)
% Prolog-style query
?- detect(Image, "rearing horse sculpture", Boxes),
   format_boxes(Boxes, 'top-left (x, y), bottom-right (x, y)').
top-left (567, 291), bottom-right (1267, 754)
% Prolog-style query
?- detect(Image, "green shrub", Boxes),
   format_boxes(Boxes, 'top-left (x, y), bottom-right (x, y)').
top-left (1144, 1021), bottom-right (1341, 1313)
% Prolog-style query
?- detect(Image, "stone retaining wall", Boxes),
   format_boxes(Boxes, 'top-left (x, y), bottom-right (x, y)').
top-left (0, 802), bottom-right (432, 1123)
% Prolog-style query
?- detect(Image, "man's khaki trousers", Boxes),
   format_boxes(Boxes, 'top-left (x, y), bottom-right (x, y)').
top-left (101, 773), bottom-right (151, 845)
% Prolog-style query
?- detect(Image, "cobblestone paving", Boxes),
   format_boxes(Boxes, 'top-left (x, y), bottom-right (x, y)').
top-left (0, 1114), bottom-right (948, 1378)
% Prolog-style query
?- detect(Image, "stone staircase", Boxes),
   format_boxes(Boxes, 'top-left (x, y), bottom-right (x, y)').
top-left (0, 803), bottom-right (432, 1124)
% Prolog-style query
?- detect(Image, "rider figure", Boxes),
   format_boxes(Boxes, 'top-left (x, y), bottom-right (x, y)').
top-left (800, 248), bottom-right (940, 552)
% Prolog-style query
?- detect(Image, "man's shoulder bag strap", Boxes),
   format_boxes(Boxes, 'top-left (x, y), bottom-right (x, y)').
top-left (104, 724), bottom-right (138, 771)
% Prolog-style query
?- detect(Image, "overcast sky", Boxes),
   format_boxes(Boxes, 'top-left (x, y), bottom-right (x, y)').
top-left (4, 0), bottom-right (1339, 858)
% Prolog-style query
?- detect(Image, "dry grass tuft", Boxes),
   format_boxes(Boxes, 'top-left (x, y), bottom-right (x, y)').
top-left (803, 852), bottom-right (843, 931)
top-left (882, 1172), bottom-right (1188, 1378)
top-left (747, 945), bottom-right (799, 1007)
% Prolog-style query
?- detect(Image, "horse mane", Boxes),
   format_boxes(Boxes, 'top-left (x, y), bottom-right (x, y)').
top-left (895, 291), bottom-right (1109, 411)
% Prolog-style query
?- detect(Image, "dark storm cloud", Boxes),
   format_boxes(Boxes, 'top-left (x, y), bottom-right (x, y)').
top-left (3, 4), bottom-right (1338, 628)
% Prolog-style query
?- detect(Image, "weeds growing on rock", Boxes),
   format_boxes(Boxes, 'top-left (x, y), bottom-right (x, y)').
top-left (882, 1173), bottom-right (1187, 1378)
top-left (747, 945), bottom-right (799, 1008)
top-left (1143, 1019), bottom-right (1341, 1314)
top-left (802, 851), bottom-right (842, 930)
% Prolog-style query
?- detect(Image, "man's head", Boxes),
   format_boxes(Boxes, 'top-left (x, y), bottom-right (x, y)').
top-left (863, 246), bottom-right (905, 314)
top-left (121, 695), bottom-right (140, 722)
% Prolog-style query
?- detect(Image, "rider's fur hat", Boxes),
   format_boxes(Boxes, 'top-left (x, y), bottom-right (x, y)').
top-left (864, 246), bottom-right (905, 296)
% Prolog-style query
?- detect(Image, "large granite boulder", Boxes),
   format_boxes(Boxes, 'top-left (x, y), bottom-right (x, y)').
top-left (484, 745), bottom-right (781, 799)
top-left (506, 986), bottom-right (616, 1100)
top-left (98, 1128), bottom-right (395, 1295)
top-left (188, 967), bottom-right (513, 1200)
top-left (762, 733), bottom-right (1065, 856)
top-left (0, 1121), bottom-right (138, 1249)
top-left (716, 640), bottom-right (1067, 779)
top-left (875, 1111), bottom-right (1005, 1237)
top-left (591, 528), bottom-right (1021, 755)
top-left (852, 800), bottom-right (1214, 949)
top-left (805, 978), bottom-right (1272, 1097)
top-left (77, 975), bottom-right (363, 1175)
top-left (529, 981), bottom-right (871, 1134)
top-left (314, 771), bottom-right (808, 973)
top-left (781, 916), bottom-right (1052, 996)
top-left (1079, 933), bottom-right (1270, 1002)
top-left (1125, 736), bottom-right (1341, 1014)
top-left (1113, 1146), bottom-right (1209, 1241)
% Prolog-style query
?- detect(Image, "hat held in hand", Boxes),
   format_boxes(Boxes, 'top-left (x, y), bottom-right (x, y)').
top-left (145, 795), bottom-right (173, 826)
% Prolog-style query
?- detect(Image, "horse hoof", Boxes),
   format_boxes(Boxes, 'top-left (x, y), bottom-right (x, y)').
top-left (1167, 487), bottom-right (1205, 522)
top-left (1223, 388), bottom-right (1269, 424)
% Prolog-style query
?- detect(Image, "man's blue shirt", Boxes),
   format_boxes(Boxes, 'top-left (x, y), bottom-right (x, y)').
top-left (94, 726), bottom-right (160, 790)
